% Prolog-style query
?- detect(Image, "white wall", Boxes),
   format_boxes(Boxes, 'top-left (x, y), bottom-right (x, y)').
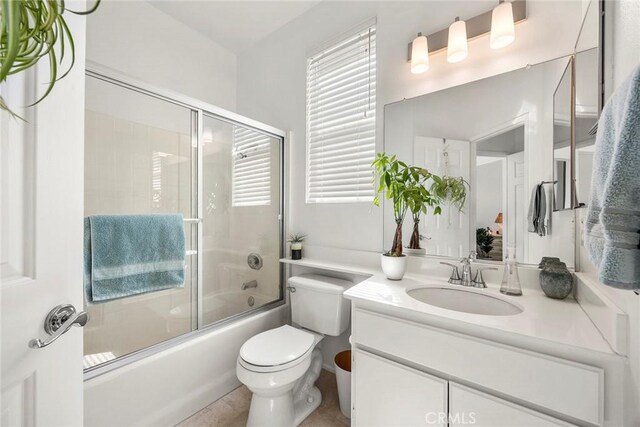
top-left (236, 0), bottom-right (584, 254)
top-left (86, 0), bottom-right (237, 111)
top-left (578, 1), bottom-right (640, 425)
top-left (476, 161), bottom-right (504, 230)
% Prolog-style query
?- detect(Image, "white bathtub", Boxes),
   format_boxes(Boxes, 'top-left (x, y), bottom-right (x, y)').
top-left (84, 304), bottom-right (287, 427)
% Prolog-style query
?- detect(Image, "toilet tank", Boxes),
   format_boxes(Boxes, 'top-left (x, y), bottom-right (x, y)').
top-left (288, 274), bottom-right (352, 336)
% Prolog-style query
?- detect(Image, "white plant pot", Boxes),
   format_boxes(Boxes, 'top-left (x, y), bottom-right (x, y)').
top-left (404, 247), bottom-right (426, 255)
top-left (380, 254), bottom-right (408, 280)
top-left (291, 243), bottom-right (303, 250)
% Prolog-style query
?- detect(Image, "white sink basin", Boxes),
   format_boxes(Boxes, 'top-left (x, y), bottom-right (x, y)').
top-left (407, 287), bottom-right (523, 316)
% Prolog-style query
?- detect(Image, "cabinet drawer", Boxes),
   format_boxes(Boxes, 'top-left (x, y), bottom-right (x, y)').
top-left (450, 382), bottom-right (575, 427)
top-left (353, 309), bottom-right (603, 425)
top-left (354, 349), bottom-right (448, 427)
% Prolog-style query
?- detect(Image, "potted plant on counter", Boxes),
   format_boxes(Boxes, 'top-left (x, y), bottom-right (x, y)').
top-left (288, 233), bottom-right (307, 260)
top-left (405, 175), bottom-right (442, 255)
top-left (373, 153), bottom-right (433, 280)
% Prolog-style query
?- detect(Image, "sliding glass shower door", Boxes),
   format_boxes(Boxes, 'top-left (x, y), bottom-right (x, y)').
top-left (84, 75), bottom-right (198, 368)
top-left (201, 115), bottom-right (282, 326)
top-left (83, 73), bottom-right (284, 373)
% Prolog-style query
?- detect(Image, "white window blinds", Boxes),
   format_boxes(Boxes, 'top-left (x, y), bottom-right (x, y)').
top-left (306, 23), bottom-right (376, 203)
top-left (232, 127), bottom-right (272, 207)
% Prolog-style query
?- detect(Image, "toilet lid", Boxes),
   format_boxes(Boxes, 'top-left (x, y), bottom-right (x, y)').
top-left (240, 325), bottom-right (314, 367)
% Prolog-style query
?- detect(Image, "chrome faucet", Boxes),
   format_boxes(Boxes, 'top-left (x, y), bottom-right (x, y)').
top-left (440, 251), bottom-right (497, 288)
top-left (460, 251), bottom-right (476, 287)
top-left (241, 280), bottom-right (258, 290)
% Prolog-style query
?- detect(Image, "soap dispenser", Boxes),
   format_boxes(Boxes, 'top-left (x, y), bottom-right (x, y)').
top-left (500, 245), bottom-right (522, 296)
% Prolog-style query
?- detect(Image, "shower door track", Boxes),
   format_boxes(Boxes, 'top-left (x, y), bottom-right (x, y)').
top-left (83, 64), bottom-right (287, 380)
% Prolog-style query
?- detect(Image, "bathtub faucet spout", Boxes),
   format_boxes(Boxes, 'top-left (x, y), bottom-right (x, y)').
top-left (242, 280), bottom-right (258, 290)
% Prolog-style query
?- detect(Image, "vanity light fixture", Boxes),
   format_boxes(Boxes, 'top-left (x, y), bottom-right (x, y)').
top-left (407, 1), bottom-right (525, 72)
top-left (411, 32), bottom-right (430, 74)
top-left (447, 17), bottom-right (468, 63)
top-left (490, 0), bottom-right (516, 49)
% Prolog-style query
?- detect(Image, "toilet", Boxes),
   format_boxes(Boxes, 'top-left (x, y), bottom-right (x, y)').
top-left (237, 274), bottom-right (352, 426)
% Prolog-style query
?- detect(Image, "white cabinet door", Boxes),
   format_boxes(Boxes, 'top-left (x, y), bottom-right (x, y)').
top-left (449, 382), bottom-right (574, 427)
top-left (353, 350), bottom-right (448, 427)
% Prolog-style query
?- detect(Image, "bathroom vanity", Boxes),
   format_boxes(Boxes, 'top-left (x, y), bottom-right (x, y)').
top-left (344, 275), bottom-right (625, 427)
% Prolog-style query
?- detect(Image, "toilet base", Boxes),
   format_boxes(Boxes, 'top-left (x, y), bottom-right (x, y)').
top-left (247, 389), bottom-right (295, 427)
top-left (293, 386), bottom-right (321, 426)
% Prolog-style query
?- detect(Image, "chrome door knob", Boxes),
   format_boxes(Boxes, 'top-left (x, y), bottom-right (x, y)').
top-left (29, 304), bottom-right (89, 349)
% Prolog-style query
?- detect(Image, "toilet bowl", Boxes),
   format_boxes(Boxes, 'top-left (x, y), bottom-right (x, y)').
top-left (237, 325), bottom-right (323, 427)
top-left (236, 274), bottom-right (353, 427)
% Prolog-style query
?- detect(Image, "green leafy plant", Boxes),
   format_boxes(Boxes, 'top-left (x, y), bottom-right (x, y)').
top-left (405, 174), bottom-right (441, 250)
top-left (372, 153), bottom-right (437, 257)
top-left (476, 227), bottom-right (494, 257)
top-left (430, 175), bottom-right (469, 212)
top-left (0, 0), bottom-right (101, 117)
top-left (287, 233), bottom-right (307, 244)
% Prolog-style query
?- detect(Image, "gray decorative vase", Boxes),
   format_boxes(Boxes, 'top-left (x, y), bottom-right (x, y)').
top-left (539, 260), bottom-right (573, 299)
top-left (538, 257), bottom-right (560, 269)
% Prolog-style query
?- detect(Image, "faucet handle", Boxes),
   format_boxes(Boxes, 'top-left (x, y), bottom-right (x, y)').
top-left (460, 251), bottom-right (477, 264)
top-left (472, 267), bottom-right (498, 288)
top-left (440, 262), bottom-right (461, 285)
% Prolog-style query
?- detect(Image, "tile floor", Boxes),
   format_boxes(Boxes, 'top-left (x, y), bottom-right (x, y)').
top-left (177, 369), bottom-right (350, 427)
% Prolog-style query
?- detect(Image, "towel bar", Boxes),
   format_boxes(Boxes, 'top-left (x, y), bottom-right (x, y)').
top-left (183, 218), bottom-right (202, 223)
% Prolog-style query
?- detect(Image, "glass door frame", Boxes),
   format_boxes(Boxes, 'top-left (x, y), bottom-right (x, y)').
top-left (84, 63), bottom-right (287, 380)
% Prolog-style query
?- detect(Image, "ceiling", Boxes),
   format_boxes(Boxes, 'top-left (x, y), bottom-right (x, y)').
top-left (147, 0), bottom-right (321, 54)
top-left (477, 126), bottom-right (525, 156)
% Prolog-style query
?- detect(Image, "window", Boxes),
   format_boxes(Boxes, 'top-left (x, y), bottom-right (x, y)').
top-left (306, 22), bottom-right (376, 203)
top-left (232, 126), bottom-right (272, 206)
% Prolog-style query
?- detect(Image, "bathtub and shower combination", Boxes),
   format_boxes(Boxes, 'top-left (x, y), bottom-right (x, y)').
top-left (82, 68), bottom-right (288, 426)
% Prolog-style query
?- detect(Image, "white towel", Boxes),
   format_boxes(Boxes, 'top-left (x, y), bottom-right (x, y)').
top-left (585, 65), bottom-right (640, 290)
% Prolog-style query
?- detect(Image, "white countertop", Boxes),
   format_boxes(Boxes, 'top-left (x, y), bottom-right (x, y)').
top-left (280, 257), bottom-right (377, 276)
top-left (344, 273), bottom-right (616, 357)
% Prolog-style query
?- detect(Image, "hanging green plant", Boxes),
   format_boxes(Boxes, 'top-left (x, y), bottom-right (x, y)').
top-left (430, 175), bottom-right (469, 212)
top-left (0, 0), bottom-right (101, 118)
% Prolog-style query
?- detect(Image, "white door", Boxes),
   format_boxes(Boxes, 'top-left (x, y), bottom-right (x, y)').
top-left (353, 349), bottom-right (448, 427)
top-left (506, 151), bottom-right (527, 262)
top-left (449, 382), bottom-right (573, 427)
top-left (1, 12), bottom-right (86, 427)
top-left (414, 136), bottom-right (471, 258)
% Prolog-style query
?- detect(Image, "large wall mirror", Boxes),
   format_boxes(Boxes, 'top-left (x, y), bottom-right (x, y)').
top-left (553, 58), bottom-right (574, 211)
top-left (383, 0), bottom-right (602, 267)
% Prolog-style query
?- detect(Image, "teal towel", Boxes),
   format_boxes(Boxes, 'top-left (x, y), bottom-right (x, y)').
top-left (84, 214), bottom-right (186, 303)
top-left (585, 65), bottom-right (640, 290)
